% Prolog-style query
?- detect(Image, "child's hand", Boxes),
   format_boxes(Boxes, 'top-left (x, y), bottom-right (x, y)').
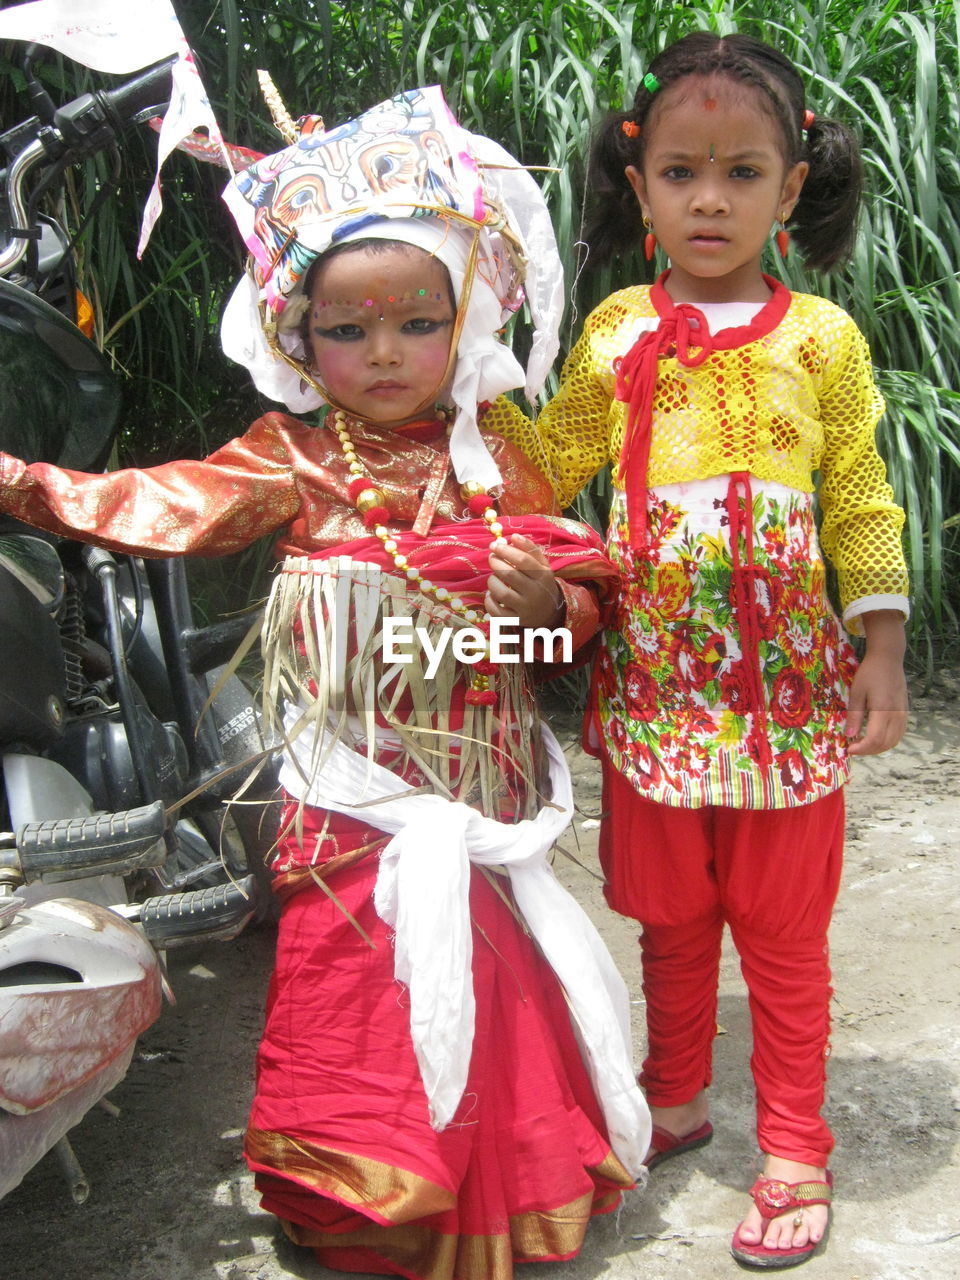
top-left (845, 610), bottom-right (908, 756)
top-left (485, 533), bottom-right (564, 630)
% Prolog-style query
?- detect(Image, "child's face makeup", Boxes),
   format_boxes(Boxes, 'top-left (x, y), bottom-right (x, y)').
top-left (625, 77), bottom-right (808, 303)
top-left (308, 246), bottom-right (455, 427)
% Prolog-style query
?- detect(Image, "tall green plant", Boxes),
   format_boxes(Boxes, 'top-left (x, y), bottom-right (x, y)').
top-left (756, 4), bottom-right (960, 663)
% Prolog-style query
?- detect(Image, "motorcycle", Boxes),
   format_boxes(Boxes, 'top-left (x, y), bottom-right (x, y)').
top-left (0, 47), bottom-right (272, 1202)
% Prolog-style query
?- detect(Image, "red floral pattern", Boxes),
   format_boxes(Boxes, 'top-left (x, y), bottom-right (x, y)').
top-left (623, 663), bottom-right (660, 722)
top-left (770, 670), bottom-right (814, 728)
top-left (597, 479), bottom-right (857, 808)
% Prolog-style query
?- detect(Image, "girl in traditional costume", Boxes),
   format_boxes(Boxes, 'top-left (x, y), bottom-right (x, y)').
top-left (499, 32), bottom-right (909, 1272)
top-left (0, 86), bottom-right (651, 1277)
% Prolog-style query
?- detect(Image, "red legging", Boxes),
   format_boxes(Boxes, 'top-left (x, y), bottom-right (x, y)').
top-left (598, 758), bottom-right (845, 1167)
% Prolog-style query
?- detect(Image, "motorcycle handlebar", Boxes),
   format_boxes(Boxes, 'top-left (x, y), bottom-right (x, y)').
top-left (98, 57), bottom-right (176, 126)
top-left (53, 57), bottom-right (176, 156)
top-left (0, 55), bottom-right (175, 278)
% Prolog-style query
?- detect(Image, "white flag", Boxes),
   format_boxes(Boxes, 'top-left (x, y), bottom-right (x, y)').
top-left (0, 0), bottom-right (179, 73)
top-left (0, 0), bottom-right (231, 255)
top-left (136, 36), bottom-right (233, 257)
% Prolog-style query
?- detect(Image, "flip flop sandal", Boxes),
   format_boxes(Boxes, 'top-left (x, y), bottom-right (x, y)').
top-left (643, 1119), bottom-right (713, 1170)
top-left (731, 1171), bottom-right (833, 1269)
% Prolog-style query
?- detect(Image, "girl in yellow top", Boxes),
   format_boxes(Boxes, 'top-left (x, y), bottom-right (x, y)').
top-left (502, 30), bottom-right (908, 1272)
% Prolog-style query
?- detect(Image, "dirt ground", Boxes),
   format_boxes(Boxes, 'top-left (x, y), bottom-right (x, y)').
top-left (4, 669), bottom-right (959, 1280)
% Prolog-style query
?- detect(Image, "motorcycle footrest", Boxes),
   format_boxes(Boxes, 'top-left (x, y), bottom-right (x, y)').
top-left (139, 875), bottom-right (257, 947)
top-left (16, 800), bottom-right (167, 883)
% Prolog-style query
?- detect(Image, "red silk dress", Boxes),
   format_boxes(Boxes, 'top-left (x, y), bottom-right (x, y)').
top-left (0, 408), bottom-right (632, 1279)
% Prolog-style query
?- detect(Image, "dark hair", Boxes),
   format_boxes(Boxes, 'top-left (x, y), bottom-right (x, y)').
top-left (586, 31), bottom-right (863, 272)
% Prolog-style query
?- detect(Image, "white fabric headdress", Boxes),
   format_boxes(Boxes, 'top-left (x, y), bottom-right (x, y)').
top-left (220, 86), bottom-right (563, 489)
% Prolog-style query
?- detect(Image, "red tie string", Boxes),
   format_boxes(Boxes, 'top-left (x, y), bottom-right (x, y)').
top-left (615, 301), bottom-right (713, 549)
top-left (724, 470), bottom-right (772, 766)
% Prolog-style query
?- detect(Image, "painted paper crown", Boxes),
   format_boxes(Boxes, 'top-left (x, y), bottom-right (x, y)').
top-left (220, 84), bottom-right (563, 487)
top-left (222, 84), bottom-right (525, 332)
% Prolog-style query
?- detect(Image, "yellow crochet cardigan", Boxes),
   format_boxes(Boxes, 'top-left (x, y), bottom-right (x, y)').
top-left (491, 284), bottom-right (908, 613)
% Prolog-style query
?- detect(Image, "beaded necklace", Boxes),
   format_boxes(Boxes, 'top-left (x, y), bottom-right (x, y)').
top-left (333, 407), bottom-right (504, 706)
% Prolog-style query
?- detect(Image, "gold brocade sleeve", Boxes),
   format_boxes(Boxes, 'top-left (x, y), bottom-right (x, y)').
top-left (0, 413), bottom-right (307, 557)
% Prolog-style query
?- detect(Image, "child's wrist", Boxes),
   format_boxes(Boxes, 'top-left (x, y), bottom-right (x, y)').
top-left (860, 609), bottom-right (907, 657)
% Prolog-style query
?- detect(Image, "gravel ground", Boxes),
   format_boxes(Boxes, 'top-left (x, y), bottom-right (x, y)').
top-left (4, 671), bottom-right (959, 1280)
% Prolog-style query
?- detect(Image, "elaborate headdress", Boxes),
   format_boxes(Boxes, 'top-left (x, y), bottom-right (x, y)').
top-left (220, 85), bottom-right (563, 490)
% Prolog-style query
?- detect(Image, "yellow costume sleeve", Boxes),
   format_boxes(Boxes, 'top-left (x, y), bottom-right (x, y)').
top-left (486, 326), bottom-right (614, 509)
top-left (815, 316), bottom-right (908, 612)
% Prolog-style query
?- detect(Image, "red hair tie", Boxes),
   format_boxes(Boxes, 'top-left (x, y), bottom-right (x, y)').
top-left (621, 120), bottom-right (641, 138)
top-left (802, 109), bottom-right (815, 131)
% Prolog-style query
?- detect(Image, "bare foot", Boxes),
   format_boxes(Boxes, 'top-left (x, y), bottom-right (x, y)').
top-left (736, 1154), bottom-right (830, 1254)
top-left (645, 1088), bottom-right (710, 1161)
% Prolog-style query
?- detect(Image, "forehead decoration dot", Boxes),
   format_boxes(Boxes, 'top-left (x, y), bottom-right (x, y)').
top-left (310, 289), bottom-right (447, 310)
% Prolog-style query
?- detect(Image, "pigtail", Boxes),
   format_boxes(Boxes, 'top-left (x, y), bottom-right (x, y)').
top-left (583, 113), bottom-right (646, 266)
top-left (581, 31), bottom-right (867, 278)
top-left (583, 64), bottom-right (668, 269)
top-left (790, 115), bottom-right (863, 272)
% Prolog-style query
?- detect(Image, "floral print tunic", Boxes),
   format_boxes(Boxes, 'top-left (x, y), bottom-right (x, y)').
top-left (494, 281), bottom-right (909, 812)
top-left (591, 476), bottom-right (860, 809)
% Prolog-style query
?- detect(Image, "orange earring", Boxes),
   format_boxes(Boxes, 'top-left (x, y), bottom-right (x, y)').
top-left (776, 212), bottom-right (790, 259)
top-left (643, 216), bottom-right (657, 261)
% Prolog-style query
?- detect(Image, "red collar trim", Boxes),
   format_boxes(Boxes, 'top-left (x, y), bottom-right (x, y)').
top-left (650, 271), bottom-right (792, 348)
